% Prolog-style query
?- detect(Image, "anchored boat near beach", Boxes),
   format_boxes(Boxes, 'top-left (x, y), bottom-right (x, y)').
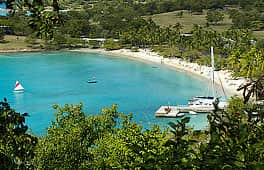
top-left (155, 46), bottom-right (228, 117)
top-left (14, 81), bottom-right (24, 93)
top-left (87, 77), bottom-right (97, 83)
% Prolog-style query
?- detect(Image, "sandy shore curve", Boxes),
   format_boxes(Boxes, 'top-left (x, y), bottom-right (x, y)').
top-left (72, 48), bottom-right (246, 97)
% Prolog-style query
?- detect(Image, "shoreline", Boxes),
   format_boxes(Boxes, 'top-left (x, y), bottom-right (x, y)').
top-left (0, 47), bottom-right (246, 97)
top-left (0, 48), bottom-right (45, 53)
top-left (72, 48), bottom-right (246, 97)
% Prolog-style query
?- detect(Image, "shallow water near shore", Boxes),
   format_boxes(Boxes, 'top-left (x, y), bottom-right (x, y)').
top-left (0, 51), bottom-right (214, 135)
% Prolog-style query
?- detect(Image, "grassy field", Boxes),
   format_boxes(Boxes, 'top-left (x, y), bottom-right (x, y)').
top-left (144, 10), bottom-right (232, 32)
top-left (252, 30), bottom-right (264, 38)
top-left (144, 10), bottom-right (264, 38)
top-left (0, 35), bottom-right (43, 51)
top-left (0, 35), bottom-right (30, 50)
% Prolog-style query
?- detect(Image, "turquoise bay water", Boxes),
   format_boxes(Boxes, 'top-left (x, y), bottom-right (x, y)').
top-left (0, 51), bottom-right (211, 135)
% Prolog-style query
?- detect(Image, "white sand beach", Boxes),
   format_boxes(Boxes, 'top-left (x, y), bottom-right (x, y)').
top-left (73, 48), bottom-right (247, 97)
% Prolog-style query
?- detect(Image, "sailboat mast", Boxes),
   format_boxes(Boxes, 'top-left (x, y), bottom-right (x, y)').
top-left (210, 46), bottom-right (215, 97)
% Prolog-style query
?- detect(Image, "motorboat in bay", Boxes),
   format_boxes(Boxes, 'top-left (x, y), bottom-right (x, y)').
top-left (87, 77), bottom-right (97, 83)
top-left (176, 112), bottom-right (185, 117)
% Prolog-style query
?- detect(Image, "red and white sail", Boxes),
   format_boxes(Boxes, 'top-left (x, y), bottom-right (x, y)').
top-left (14, 81), bottom-right (24, 92)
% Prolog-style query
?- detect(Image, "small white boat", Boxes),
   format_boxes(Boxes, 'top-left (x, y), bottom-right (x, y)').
top-left (189, 110), bottom-right (197, 115)
top-left (87, 77), bottom-right (97, 83)
top-left (14, 81), bottom-right (24, 93)
top-left (176, 112), bottom-right (185, 117)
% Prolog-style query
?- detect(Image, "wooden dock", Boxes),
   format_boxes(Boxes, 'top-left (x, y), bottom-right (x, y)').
top-left (155, 105), bottom-right (213, 117)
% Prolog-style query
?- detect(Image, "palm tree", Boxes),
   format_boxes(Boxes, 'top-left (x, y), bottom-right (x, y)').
top-left (227, 49), bottom-right (242, 74)
top-left (10, 0), bottom-right (63, 41)
top-left (190, 24), bottom-right (204, 49)
top-left (237, 48), bottom-right (264, 103)
top-left (239, 48), bottom-right (264, 78)
top-left (237, 75), bottom-right (264, 103)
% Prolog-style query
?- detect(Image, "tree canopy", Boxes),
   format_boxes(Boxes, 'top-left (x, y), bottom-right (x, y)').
top-left (0, 0), bottom-right (264, 169)
top-left (0, 98), bottom-right (37, 169)
top-left (1, 95), bottom-right (263, 169)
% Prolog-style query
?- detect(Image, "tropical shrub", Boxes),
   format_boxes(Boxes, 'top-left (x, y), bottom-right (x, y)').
top-left (33, 104), bottom-right (119, 169)
top-left (0, 98), bottom-right (37, 169)
top-left (104, 39), bottom-right (121, 51)
top-left (198, 97), bottom-right (264, 169)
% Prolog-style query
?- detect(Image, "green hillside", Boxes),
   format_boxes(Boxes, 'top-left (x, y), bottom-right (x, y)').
top-left (144, 10), bottom-right (231, 32)
top-left (145, 10), bottom-right (264, 38)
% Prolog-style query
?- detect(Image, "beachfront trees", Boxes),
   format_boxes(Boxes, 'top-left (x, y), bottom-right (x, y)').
top-left (206, 9), bottom-right (224, 25)
top-left (237, 75), bottom-right (264, 103)
top-left (227, 47), bottom-right (264, 103)
top-left (221, 28), bottom-right (253, 55)
top-left (239, 48), bottom-right (264, 78)
top-left (120, 17), bottom-right (161, 47)
top-left (0, 28), bottom-right (3, 42)
top-left (232, 48), bottom-right (264, 102)
top-left (0, 98), bottom-right (37, 169)
top-left (2, 0), bottom-right (260, 54)
top-left (104, 38), bottom-right (121, 50)
top-left (227, 48), bottom-right (242, 75)
top-left (58, 11), bottom-right (91, 38)
top-left (91, 0), bottom-right (138, 38)
top-left (6, 0), bottom-right (63, 41)
top-left (187, 25), bottom-right (221, 50)
top-left (228, 47), bottom-right (264, 78)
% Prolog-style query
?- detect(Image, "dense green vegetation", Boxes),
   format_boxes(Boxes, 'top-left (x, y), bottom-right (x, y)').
top-left (1, 1), bottom-right (264, 169)
top-left (1, 0), bottom-right (264, 39)
top-left (0, 0), bottom-right (263, 77)
top-left (1, 94), bottom-right (264, 169)
top-left (0, 98), bottom-right (37, 169)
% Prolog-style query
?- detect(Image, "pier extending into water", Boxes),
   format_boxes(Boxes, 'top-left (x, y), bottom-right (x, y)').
top-left (155, 105), bottom-right (213, 117)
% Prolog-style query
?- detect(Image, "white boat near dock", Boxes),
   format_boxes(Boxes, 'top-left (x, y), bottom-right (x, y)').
top-left (155, 47), bottom-right (228, 118)
top-left (189, 110), bottom-right (197, 115)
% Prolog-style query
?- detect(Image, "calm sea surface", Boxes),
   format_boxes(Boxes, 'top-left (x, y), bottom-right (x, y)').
top-left (0, 51), bottom-right (212, 135)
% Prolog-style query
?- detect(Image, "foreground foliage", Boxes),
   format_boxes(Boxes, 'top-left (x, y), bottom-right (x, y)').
top-left (0, 98), bottom-right (37, 169)
top-left (0, 1), bottom-right (263, 169)
top-left (29, 97), bottom-right (264, 169)
top-left (33, 104), bottom-right (171, 169)
top-left (199, 98), bottom-right (264, 169)
top-left (0, 95), bottom-right (263, 169)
